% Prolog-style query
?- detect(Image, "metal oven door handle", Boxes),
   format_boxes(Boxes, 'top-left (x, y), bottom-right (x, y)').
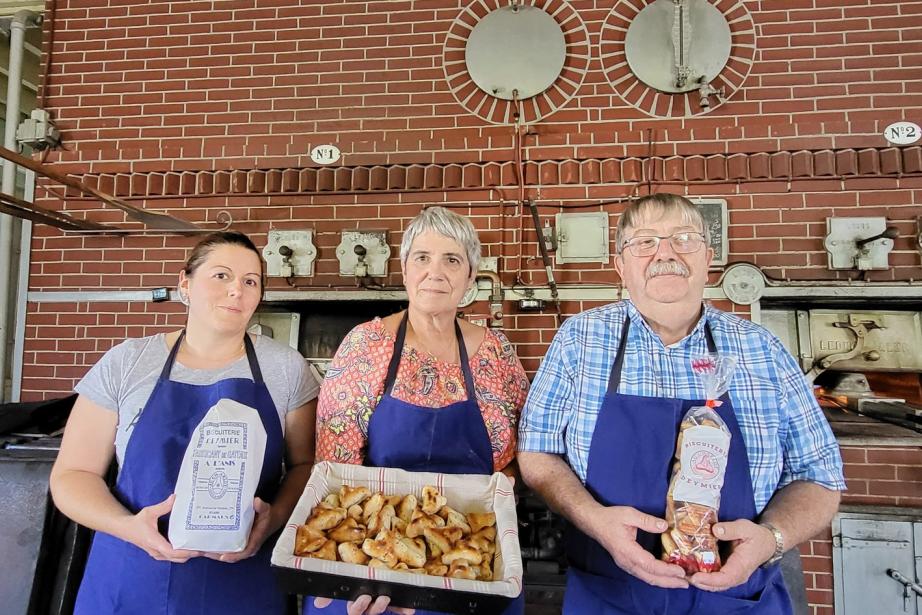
top-left (886, 568), bottom-right (922, 612)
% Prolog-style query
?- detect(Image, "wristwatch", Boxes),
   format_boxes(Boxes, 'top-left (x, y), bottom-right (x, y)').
top-left (759, 522), bottom-right (785, 567)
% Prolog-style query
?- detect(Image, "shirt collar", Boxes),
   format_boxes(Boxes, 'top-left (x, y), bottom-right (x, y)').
top-left (624, 300), bottom-right (709, 349)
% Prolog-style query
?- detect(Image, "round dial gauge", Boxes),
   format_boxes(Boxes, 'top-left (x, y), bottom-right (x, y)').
top-left (720, 263), bottom-right (766, 305)
top-left (458, 284), bottom-right (479, 308)
top-left (599, 0), bottom-right (755, 118)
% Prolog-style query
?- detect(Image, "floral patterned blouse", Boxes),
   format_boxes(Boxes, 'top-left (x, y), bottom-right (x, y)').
top-left (315, 317), bottom-right (529, 472)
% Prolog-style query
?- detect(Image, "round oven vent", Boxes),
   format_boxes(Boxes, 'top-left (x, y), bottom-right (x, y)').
top-left (599, 0), bottom-right (756, 118)
top-left (624, 0), bottom-right (731, 94)
top-left (465, 5), bottom-right (566, 101)
top-left (443, 0), bottom-right (589, 125)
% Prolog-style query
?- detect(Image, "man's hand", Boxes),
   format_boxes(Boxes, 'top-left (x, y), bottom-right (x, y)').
top-left (592, 506), bottom-right (688, 589)
top-left (205, 497), bottom-right (273, 563)
top-left (123, 494), bottom-right (201, 563)
top-left (313, 595), bottom-right (414, 615)
top-left (690, 519), bottom-right (777, 592)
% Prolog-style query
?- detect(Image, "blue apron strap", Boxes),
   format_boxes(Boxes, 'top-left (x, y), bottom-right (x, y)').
top-left (160, 330), bottom-right (260, 383)
top-left (383, 313), bottom-right (471, 398)
top-left (606, 317), bottom-right (631, 395)
top-left (159, 329), bottom-right (186, 381)
top-left (383, 313), bottom-right (410, 396)
top-left (704, 321), bottom-right (717, 353)
top-left (242, 334), bottom-right (263, 384)
top-left (454, 319), bottom-right (476, 401)
top-left (607, 315), bottom-right (716, 395)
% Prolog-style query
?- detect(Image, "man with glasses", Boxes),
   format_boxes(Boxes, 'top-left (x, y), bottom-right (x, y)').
top-left (517, 193), bottom-right (844, 614)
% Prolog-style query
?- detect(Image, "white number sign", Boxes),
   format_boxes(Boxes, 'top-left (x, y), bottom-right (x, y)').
top-left (883, 121), bottom-right (921, 145)
top-left (310, 144), bottom-right (341, 165)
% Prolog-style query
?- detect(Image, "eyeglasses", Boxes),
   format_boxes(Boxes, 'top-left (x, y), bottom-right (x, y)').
top-left (620, 231), bottom-right (706, 257)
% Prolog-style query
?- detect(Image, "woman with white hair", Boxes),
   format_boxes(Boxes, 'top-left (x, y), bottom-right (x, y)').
top-left (310, 206), bottom-right (528, 615)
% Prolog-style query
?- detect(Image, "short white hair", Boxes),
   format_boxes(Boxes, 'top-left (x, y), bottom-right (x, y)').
top-left (400, 206), bottom-right (481, 275)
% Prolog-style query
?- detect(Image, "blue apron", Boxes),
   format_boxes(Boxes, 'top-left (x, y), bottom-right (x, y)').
top-left (75, 331), bottom-right (287, 615)
top-left (563, 317), bottom-right (792, 615)
top-left (305, 313), bottom-right (523, 615)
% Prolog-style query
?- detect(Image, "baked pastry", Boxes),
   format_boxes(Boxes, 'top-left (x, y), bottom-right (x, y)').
top-left (294, 525), bottom-right (327, 555)
top-left (340, 485), bottom-right (371, 509)
top-left (310, 539), bottom-right (337, 561)
top-left (362, 493), bottom-right (385, 522)
top-left (293, 485), bottom-right (499, 581)
top-left (439, 505), bottom-right (472, 535)
top-left (406, 509), bottom-right (445, 538)
top-left (306, 504), bottom-right (347, 531)
top-left (338, 541), bottom-right (370, 565)
top-left (421, 485), bottom-right (447, 515)
top-left (441, 542), bottom-right (483, 566)
top-left (467, 512), bottom-right (495, 534)
top-left (329, 518), bottom-right (366, 543)
top-left (367, 504), bottom-right (396, 536)
top-left (397, 494), bottom-right (417, 523)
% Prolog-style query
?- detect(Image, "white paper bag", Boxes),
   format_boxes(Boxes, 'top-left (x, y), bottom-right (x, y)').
top-left (168, 398), bottom-right (267, 552)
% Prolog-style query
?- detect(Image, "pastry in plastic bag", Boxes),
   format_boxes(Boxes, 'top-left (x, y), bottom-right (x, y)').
top-left (662, 353), bottom-right (736, 574)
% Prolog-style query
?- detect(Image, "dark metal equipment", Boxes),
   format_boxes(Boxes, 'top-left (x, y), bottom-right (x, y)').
top-left (0, 394), bottom-right (91, 615)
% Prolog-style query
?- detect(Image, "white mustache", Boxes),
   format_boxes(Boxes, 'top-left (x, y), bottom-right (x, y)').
top-left (646, 260), bottom-right (690, 279)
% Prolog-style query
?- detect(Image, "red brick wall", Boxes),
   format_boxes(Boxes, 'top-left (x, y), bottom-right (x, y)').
top-left (801, 446), bottom-right (922, 614)
top-left (22, 2), bottom-right (922, 612)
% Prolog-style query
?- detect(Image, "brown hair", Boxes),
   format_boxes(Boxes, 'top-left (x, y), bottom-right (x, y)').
top-left (183, 231), bottom-right (264, 290)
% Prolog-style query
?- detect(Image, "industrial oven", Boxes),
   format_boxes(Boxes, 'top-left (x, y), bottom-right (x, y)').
top-left (760, 292), bottom-right (922, 615)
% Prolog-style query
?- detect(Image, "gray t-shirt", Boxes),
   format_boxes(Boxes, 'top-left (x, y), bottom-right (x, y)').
top-left (75, 333), bottom-right (320, 466)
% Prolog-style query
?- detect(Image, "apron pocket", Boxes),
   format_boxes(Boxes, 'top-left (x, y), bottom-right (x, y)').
top-left (693, 571), bottom-right (791, 615)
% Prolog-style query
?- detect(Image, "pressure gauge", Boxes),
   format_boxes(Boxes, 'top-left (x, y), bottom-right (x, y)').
top-left (458, 284), bottom-right (479, 308)
top-left (599, 0), bottom-right (755, 118)
top-left (624, 0), bottom-right (731, 93)
top-left (720, 263), bottom-right (766, 306)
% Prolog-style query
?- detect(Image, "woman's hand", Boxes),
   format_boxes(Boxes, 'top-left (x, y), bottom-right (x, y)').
top-left (204, 497), bottom-right (273, 563)
top-left (313, 595), bottom-right (415, 615)
top-left (123, 494), bottom-right (201, 563)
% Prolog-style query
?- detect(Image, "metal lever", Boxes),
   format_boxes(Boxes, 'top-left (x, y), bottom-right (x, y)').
top-left (887, 568), bottom-right (922, 612)
top-left (806, 315), bottom-right (884, 381)
top-left (820, 316), bottom-right (883, 368)
top-left (855, 226), bottom-right (899, 249)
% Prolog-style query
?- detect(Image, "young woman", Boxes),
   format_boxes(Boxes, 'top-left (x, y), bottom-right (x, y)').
top-left (51, 231), bottom-right (318, 614)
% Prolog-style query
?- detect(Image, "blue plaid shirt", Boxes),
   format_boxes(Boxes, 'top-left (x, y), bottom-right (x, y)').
top-left (518, 300), bottom-right (845, 512)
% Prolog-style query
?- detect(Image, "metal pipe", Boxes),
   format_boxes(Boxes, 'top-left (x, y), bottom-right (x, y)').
top-left (475, 270), bottom-right (502, 301)
top-left (0, 10), bottom-right (38, 401)
top-left (474, 270), bottom-right (504, 327)
top-left (527, 199), bottom-right (561, 320)
top-left (11, 182), bottom-right (33, 401)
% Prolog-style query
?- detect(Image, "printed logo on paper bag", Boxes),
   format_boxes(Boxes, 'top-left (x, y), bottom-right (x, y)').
top-left (185, 421), bottom-right (248, 532)
top-left (208, 470), bottom-right (229, 498)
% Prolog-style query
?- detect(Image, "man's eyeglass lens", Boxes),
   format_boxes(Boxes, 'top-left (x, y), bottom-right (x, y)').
top-left (623, 232), bottom-right (705, 257)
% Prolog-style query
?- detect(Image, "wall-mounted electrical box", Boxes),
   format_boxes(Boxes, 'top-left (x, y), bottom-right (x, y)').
top-left (16, 109), bottom-right (60, 150)
top-left (555, 212), bottom-right (610, 263)
top-left (336, 230), bottom-right (391, 277)
top-left (824, 217), bottom-right (896, 271)
top-left (262, 230), bottom-right (317, 277)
